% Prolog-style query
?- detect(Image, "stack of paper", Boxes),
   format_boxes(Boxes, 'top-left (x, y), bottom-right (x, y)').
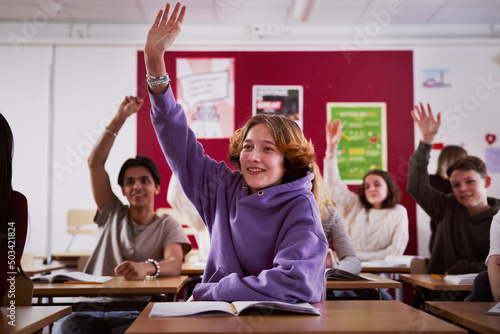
top-left (442, 273), bottom-right (478, 284)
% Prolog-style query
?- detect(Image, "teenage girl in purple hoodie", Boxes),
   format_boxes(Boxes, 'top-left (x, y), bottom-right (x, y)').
top-left (144, 2), bottom-right (328, 303)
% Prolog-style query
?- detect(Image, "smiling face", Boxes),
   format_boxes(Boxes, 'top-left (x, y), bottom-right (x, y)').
top-left (239, 123), bottom-right (285, 194)
top-left (121, 166), bottom-right (160, 209)
top-left (363, 174), bottom-right (389, 209)
top-left (450, 169), bottom-right (491, 215)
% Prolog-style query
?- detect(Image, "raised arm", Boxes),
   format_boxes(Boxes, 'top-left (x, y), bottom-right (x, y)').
top-left (324, 119), bottom-right (359, 214)
top-left (410, 102), bottom-right (441, 145)
top-left (144, 2), bottom-right (186, 95)
top-left (407, 103), bottom-right (450, 221)
top-left (88, 96), bottom-right (144, 212)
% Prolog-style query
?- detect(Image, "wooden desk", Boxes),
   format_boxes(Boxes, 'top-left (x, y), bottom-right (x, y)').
top-left (326, 273), bottom-right (402, 290)
top-left (1, 305), bottom-right (71, 334)
top-left (361, 265), bottom-right (410, 273)
top-left (50, 250), bottom-right (92, 262)
top-left (25, 264), bottom-right (66, 276)
top-left (181, 262), bottom-right (205, 276)
top-left (399, 274), bottom-right (473, 291)
top-left (426, 301), bottom-right (500, 334)
top-left (125, 300), bottom-right (465, 333)
top-left (33, 276), bottom-right (188, 299)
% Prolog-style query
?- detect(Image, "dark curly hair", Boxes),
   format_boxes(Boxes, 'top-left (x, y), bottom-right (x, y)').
top-left (228, 114), bottom-right (315, 184)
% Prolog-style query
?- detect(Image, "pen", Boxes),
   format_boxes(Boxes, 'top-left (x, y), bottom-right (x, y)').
top-left (431, 274), bottom-right (444, 279)
top-left (64, 281), bottom-right (103, 284)
top-left (341, 133), bottom-right (351, 141)
top-left (230, 303), bottom-right (237, 314)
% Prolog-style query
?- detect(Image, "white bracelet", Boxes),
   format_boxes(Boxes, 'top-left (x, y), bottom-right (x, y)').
top-left (145, 258), bottom-right (160, 279)
top-left (325, 152), bottom-right (334, 159)
top-left (105, 127), bottom-right (118, 137)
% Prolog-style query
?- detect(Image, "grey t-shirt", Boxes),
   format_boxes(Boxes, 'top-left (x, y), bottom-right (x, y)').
top-left (84, 195), bottom-right (192, 276)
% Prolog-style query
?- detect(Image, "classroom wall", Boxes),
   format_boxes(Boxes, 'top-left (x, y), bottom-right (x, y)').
top-left (1, 38), bottom-right (499, 259)
top-left (413, 45), bottom-right (500, 258)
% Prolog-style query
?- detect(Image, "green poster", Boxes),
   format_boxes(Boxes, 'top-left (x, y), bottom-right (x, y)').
top-left (326, 103), bottom-right (387, 185)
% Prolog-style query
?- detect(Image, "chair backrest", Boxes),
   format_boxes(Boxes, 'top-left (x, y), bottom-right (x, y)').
top-left (67, 209), bottom-right (98, 235)
top-left (20, 252), bottom-right (34, 270)
top-left (410, 257), bottom-right (428, 274)
top-left (156, 207), bottom-right (196, 236)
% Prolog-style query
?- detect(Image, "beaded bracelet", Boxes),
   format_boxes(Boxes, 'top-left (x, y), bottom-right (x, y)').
top-left (146, 74), bottom-right (168, 80)
top-left (147, 77), bottom-right (170, 86)
top-left (146, 74), bottom-right (170, 86)
top-left (105, 127), bottom-right (118, 137)
top-left (145, 258), bottom-right (160, 279)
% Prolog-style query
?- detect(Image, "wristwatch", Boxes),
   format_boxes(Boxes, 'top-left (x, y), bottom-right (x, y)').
top-left (145, 258), bottom-right (160, 279)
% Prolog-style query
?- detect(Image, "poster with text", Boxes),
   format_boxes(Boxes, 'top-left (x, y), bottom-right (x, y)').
top-left (176, 58), bottom-right (235, 138)
top-left (252, 85), bottom-right (303, 129)
top-left (327, 102), bottom-right (387, 185)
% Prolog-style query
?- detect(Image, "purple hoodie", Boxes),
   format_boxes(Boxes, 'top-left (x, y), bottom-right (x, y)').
top-left (150, 86), bottom-right (328, 303)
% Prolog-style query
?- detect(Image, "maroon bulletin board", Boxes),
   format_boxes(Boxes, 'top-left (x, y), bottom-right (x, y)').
top-left (136, 50), bottom-right (416, 255)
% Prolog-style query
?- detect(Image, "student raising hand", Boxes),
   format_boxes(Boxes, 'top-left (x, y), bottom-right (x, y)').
top-left (410, 102), bottom-right (441, 145)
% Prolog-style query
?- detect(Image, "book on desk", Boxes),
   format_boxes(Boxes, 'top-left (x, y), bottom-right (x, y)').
top-left (362, 255), bottom-right (423, 268)
top-left (32, 271), bottom-right (112, 284)
top-left (442, 273), bottom-right (478, 284)
top-left (149, 301), bottom-right (321, 317)
top-left (325, 268), bottom-right (375, 281)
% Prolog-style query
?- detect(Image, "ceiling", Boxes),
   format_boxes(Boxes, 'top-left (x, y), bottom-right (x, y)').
top-left (1, 0), bottom-right (500, 27)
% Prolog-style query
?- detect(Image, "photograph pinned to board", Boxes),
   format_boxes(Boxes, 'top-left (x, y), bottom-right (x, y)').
top-left (176, 58), bottom-right (235, 139)
top-left (252, 85), bottom-right (303, 129)
top-left (327, 102), bottom-right (387, 185)
top-left (421, 68), bottom-right (453, 88)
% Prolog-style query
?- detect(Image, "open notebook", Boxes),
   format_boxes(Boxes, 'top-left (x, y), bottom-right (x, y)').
top-left (149, 301), bottom-right (321, 317)
top-left (31, 271), bottom-right (112, 284)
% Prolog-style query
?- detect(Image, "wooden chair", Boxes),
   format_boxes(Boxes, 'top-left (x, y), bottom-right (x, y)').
top-left (410, 257), bottom-right (428, 274)
top-left (66, 209), bottom-right (98, 251)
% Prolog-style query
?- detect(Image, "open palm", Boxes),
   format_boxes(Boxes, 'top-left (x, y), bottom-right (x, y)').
top-left (145, 2), bottom-right (186, 55)
top-left (411, 102), bottom-right (441, 141)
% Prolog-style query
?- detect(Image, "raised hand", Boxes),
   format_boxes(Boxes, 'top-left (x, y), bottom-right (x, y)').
top-left (326, 119), bottom-right (343, 153)
top-left (145, 2), bottom-right (186, 56)
top-left (117, 96), bottom-right (144, 121)
top-left (410, 102), bottom-right (441, 144)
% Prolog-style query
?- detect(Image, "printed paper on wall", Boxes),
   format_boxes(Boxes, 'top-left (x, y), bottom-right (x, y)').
top-left (252, 85), bottom-right (303, 129)
top-left (176, 58), bottom-right (235, 138)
